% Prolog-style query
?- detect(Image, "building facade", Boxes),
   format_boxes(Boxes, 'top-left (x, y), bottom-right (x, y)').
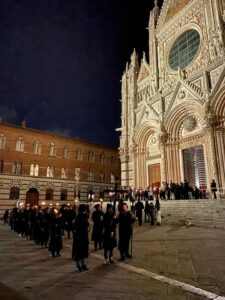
top-left (0, 122), bottom-right (120, 214)
top-left (118, 0), bottom-right (225, 194)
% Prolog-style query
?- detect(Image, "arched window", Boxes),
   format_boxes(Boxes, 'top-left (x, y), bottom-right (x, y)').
top-left (111, 156), bottom-right (117, 165)
top-left (30, 164), bottom-right (35, 176)
top-left (49, 142), bottom-right (56, 156)
top-left (75, 148), bottom-right (82, 160)
top-left (100, 152), bottom-right (105, 164)
top-left (46, 166), bottom-right (54, 178)
top-left (46, 166), bottom-right (50, 177)
top-left (45, 189), bottom-right (53, 200)
top-left (87, 170), bottom-right (93, 181)
top-left (61, 168), bottom-right (68, 179)
top-left (33, 139), bottom-right (41, 154)
top-left (9, 187), bottom-right (20, 200)
top-left (100, 171), bottom-right (105, 182)
top-left (63, 145), bottom-right (69, 159)
top-left (0, 133), bottom-right (6, 149)
top-left (60, 189), bottom-right (67, 201)
top-left (34, 164), bottom-right (39, 176)
top-left (50, 166), bottom-right (54, 178)
top-left (88, 151), bottom-right (94, 162)
top-left (12, 162), bottom-right (22, 175)
top-left (15, 137), bottom-right (24, 151)
top-left (0, 160), bottom-right (3, 173)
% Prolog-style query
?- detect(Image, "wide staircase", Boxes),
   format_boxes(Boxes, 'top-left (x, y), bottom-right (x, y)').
top-left (160, 199), bottom-right (225, 229)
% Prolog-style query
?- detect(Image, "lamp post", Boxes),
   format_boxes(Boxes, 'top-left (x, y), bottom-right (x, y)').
top-left (113, 175), bottom-right (119, 212)
top-left (100, 198), bottom-right (103, 210)
top-left (75, 168), bottom-right (80, 204)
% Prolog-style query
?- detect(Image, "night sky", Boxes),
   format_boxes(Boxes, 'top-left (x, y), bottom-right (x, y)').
top-left (0, 0), bottom-right (163, 147)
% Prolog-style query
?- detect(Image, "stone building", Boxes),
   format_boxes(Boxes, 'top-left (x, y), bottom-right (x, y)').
top-left (0, 122), bottom-right (120, 214)
top-left (118, 0), bottom-right (225, 193)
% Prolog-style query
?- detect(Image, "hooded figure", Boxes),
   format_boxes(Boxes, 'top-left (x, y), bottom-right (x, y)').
top-left (102, 204), bottom-right (117, 264)
top-left (91, 204), bottom-right (104, 250)
top-left (72, 204), bottom-right (89, 271)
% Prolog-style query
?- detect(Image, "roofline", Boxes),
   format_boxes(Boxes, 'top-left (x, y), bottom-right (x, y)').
top-left (0, 121), bottom-right (118, 150)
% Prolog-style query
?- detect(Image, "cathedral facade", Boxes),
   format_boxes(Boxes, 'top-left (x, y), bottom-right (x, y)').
top-left (118, 0), bottom-right (225, 194)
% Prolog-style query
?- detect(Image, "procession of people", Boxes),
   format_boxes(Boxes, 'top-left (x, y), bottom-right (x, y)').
top-left (2, 178), bottom-right (217, 272)
top-left (3, 194), bottom-right (163, 273)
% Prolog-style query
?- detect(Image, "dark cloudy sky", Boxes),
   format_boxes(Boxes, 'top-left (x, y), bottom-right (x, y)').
top-left (0, 0), bottom-right (162, 147)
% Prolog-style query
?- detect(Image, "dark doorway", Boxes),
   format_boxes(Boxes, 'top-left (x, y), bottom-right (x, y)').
top-left (26, 188), bottom-right (39, 206)
top-left (183, 145), bottom-right (207, 187)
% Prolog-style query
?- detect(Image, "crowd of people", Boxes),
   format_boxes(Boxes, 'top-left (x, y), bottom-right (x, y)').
top-left (2, 178), bottom-right (217, 272)
top-left (4, 199), bottom-right (157, 271)
top-left (120, 179), bottom-right (217, 202)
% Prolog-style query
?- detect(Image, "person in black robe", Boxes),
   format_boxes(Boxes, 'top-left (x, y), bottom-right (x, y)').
top-left (48, 211), bottom-right (63, 257)
top-left (3, 209), bottom-right (9, 224)
top-left (118, 202), bottom-right (135, 261)
top-left (72, 204), bottom-right (89, 272)
top-left (135, 199), bottom-right (144, 225)
top-left (91, 204), bottom-right (104, 251)
top-left (102, 204), bottom-right (117, 264)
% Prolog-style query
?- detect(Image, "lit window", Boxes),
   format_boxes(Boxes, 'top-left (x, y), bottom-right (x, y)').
top-left (49, 142), bottom-right (56, 156)
top-left (100, 152), bottom-right (105, 164)
top-left (88, 151), bottom-right (94, 162)
top-left (75, 148), bottom-right (82, 160)
top-left (100, 171), bottom-right (105, 182)
top-left (87, 170), bottom-right (93, 181)
top-left (12, 162), bottom-right (22, 175)
top-left (33, 139), bottom-right (41, 154)
top-left (0, 133), bottom-right (6, 149)
top-left (63, 145), bottom-right (69, 158)
top-left (15, 137), bottom-right (24, 152)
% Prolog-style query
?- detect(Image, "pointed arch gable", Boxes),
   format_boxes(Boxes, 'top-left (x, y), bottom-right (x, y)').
top-left (134, 121), bottom-right (159, 149)
top-left (164, 101), bottom-right (205, 137)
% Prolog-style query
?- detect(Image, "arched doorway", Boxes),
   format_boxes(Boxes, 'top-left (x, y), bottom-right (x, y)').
top-left (26, 188), bottom-right (39, 206)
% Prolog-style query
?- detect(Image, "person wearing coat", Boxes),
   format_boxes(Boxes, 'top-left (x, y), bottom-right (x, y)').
top-left (48, 211), bottom-right (63, 257)
top-left (135, 199), bottom-right (144, 225)
top-left (91, 204), bottom-right (104, 251)
top-left (102, 204), bottom-right (117, 264)
top-left (118, 202), bottom-right (135, 261)
top-left (72, 204), bottom-right (89, 272)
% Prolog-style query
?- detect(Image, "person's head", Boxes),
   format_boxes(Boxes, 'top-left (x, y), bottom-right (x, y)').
top-left (106, 203), bottom-right (113, 213)
top-left (94, 204), bottom-right (100, 210)
top-left (121, 202), bottom-right (128, 212)
top-left (78, 204), bottom-right (87, 215)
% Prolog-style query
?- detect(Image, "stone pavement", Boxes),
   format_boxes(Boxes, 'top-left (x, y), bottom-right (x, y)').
top-left (0, 221), bottom-right (225, 300)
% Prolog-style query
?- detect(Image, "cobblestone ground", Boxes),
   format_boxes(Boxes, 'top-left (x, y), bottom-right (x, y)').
top-left (0, 222), bottom-right (225, 300)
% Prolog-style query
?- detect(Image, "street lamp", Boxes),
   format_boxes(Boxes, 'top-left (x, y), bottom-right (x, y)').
top-left (100, 198), bottom-right (103, 210)
top-left (112, 175), bottom-right (120, 212)
top-left (75, 168), bottom-right (80, 203)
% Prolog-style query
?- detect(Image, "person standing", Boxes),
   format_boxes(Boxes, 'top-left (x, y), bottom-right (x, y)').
top-left (91, 204), bottom-right (104, 251)
top-left (48, 211), bottom-right (63, 257)
top-left (155, 199), bottom-right (161, 225)
top-left (3, 209), bottom-right (9, 224)
top-left (135, 199), bottom-right (144, 225)
top-left (118, 202), bottom-right (135, 261)
top-left (102, 204), bottom-right (117, 264)
top-left (72, 204), bottom-right (89, 272)
top-left (210, 179), bottom-right (217, 199)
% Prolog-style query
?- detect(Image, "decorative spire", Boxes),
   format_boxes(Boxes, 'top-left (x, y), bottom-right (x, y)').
top-left (154, 0), bottom-right (158, 9)
top-left (143, 51), bottom-right (146, 62)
